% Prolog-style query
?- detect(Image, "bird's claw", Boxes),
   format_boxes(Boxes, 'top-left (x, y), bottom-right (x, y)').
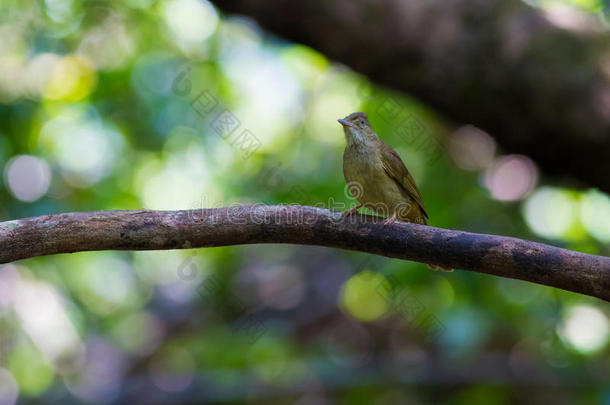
top-left (428, 264), bottom-right (454, 272)
top-left (383, 213), bottom-right (397, 226)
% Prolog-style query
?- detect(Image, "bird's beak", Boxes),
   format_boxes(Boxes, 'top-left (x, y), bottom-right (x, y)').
top-left (337, 119), bottom-right (353, 127)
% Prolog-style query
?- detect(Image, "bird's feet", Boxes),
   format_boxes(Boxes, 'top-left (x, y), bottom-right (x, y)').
top-left (427, 264), bottom-right (454, 272)
top-left (343, 203), bottom-right (364, 217)
top-left (383, 212), bottom-right (397, 225)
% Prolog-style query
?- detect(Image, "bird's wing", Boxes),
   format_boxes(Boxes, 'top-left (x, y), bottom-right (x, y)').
top-left (379, 140), bottom-right (429, 219)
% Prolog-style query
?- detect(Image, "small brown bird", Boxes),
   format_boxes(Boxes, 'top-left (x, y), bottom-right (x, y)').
top-left (339, 112), bottom-right (428, 225)
top-left (338, 112), bottom-right (451, 271)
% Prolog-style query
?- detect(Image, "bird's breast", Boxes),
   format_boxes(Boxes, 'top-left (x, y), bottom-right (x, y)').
top-left (343, 142), bottom-right (426, 224)
top-left (343, 145), bottom-right (418, 219)
top-left (343, 146), bottom-right (389, 201)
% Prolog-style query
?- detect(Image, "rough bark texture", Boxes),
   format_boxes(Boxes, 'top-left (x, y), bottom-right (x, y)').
top-left (212, 0), bottom-right (610, 193)
top-left (1, 206), bottom-right (609, 301)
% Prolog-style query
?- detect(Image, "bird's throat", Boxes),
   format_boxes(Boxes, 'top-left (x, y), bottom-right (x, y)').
top-left (345, 129), bottom-right (368, 147)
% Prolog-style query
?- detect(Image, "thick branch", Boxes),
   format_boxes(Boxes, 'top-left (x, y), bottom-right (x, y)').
top-left (1, 206), bottom-right (609, 300)
top-left (212, 0), bottom-right (610, 193)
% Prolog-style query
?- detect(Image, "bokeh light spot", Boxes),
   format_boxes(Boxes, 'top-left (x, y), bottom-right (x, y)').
top-left (68, 255), bottom-right (141, 316)
top-left (64, 339), bottom-right (125, 403)
top-left (13, 277), bottom-right (82, 365)
top-left (0, 369), bottom-right (18, 405)
top-left (449, 125), bottom-right (496, 171)
top-left (339, 270), bottom-right (389, 322)
top-left (484, 154), bottom-right (538, 201)
top-left (111, 312), bottom-right (164, 356)
top-left (281, 45), bottom-right (329, 88)
top-left (8, 344), bottom-right (54, 396)
top-left (44, 0), bottom-right (79, 23)
top-left (138, 144), bottom-right (218, 210)
top-left (579, 189), bottom-right (610, 243)
top-left (44, 55), bottom-right (97, 102)
top-left (306, 71), bottom-right (363, 146)
top-left (558, 305), bottom-right (609, 354)
top-left (247, 337), bottom-right (303, 384)
top-left (39, 106), bottom-right (125, 186)
top-left (4, 155), bottom-right (51, 202)
top-left (523, 187), bottom-right (580, 240)
top-left (24, 53), bottom-right (61, 99)
top-left (218, 33), bottom-right (302, 147)
top-left (162, 0), bottom-right (218, 46)
top-left (77, 14), bottom-right (135, 71)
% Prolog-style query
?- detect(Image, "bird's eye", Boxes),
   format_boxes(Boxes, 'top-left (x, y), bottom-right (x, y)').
top-left (360, 119), bottom-right (365, 125)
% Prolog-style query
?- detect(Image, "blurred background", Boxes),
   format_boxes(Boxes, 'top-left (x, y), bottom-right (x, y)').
top-left (1, 0), bottom-right (610, 403)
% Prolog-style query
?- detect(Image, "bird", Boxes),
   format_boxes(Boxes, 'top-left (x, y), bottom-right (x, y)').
top-left (338, 112), bottom-right (452, 271)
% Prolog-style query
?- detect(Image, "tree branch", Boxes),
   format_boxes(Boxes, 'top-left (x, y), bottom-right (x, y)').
top-left (1, 206), bottom-right (609, 300)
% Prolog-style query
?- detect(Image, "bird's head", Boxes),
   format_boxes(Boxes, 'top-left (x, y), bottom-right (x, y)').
top-left (338, 112), bottom-right (376, 145)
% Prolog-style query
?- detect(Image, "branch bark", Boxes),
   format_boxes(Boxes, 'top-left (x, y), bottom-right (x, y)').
top-left (1, 206), bottom-right (609, 301)
top-left (211, 0), bottom-right (610, 193)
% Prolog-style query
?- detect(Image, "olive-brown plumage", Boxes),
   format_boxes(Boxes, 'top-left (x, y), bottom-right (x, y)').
top-left (339, 112), bottom-right (428, 225)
